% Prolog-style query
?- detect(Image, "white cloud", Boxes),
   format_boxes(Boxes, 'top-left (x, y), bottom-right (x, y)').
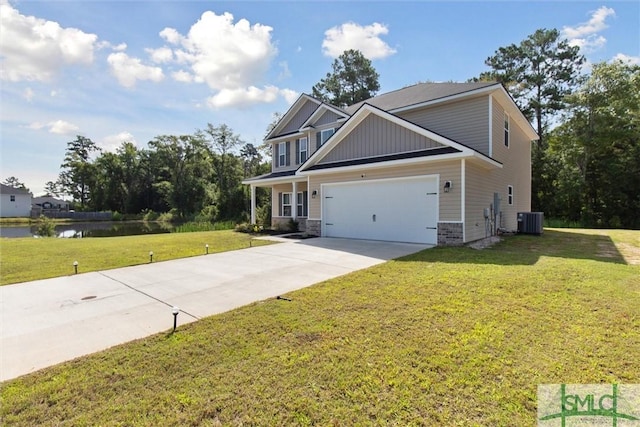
top-left (278, 61), bottom-right (291, 79)
top-left (156, 10), bottom-right (296, 108)
top-left (48, 120), bottom-right (80, 135)
top-left (612, 53), bottom-right (640, 66)
top-left (322, 22), bottom-right (396, 59)
top-left (159, 27), bottom-right (183, 45)
top-left (23, 87), bottom-right (35, 101)
top-left (0, 1), bottom-right (98, 82)
top-left (171, 70), bottom-right (193, 83)
top-left (107, 52), bottom-right (164, 88)
top-left (207, 86), bottom-right (297, 109)
top-left (280, 88), bottom-right (299, 105)
top-left (161, 11), bottom-right (277, 91)
top-left (146, 46), bottom-right (173, 63)
top-left (100, 131), bottom-right (137, 152)
top-left (562, 6), bottom-right (616, 53)
top-left (26, 119), bottom-right (79, 134)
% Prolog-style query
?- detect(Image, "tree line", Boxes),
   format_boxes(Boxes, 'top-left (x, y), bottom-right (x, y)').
top-left (6, 32), bottom-right (639, 228)
top-left (40, 124), bottom-right (270, 223)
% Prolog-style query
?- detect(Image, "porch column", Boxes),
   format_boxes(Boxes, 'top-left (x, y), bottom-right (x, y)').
top-left (292, 181), bottom-right (298, 220)
top-left (250, 185), bottom-right (256, 224)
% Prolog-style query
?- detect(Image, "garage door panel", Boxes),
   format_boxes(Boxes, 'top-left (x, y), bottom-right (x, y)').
top-left (322, 176), bottom-right (438, 244)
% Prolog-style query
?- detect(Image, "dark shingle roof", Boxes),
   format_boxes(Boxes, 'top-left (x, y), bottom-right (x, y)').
top-left (344, 82), bottom-right (499, 114)
top-left (0, 183), bottom-right (31, 195)
top-left (243, 170), bottom-right (297, 182)
top-left (305, 147), bottom-right (461, 171)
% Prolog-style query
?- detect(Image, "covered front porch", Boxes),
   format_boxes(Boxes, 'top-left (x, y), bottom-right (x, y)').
top-left (244, 172), bottom-right (310, 232)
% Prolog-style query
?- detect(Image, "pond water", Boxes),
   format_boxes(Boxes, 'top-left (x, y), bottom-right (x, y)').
top-left (0, 221), bottom-right (175, 238)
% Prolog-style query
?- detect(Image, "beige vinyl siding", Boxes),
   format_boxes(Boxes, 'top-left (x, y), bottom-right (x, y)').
top-left (397, 96), bottom-right (490, 155)
top-left (319, 114), bottom-right (444, 164)
top-left (271, 182), bottom-right (308, 218)
top-left (315, 110), bottom-right (342, 126)
top-left (272, 140), bottom-right (298, 172)
top-left (307, 160), bottom-right (461, 221)
top-left (464, 99), bottom-right (532, 241)
top-left (278, 101), bottom-right (318, 135)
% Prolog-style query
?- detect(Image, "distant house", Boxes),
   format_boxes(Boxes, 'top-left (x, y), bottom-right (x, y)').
top-left (32, 196), bottom-right (70, 213)
top-left (243, 82), bottom-right (538, 245)
top-left (0, 184), bottom-right (32, 218)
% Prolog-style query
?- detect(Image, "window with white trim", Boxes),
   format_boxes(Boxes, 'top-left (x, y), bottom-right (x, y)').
top-left (278, 142), bottom-right (286, 166)
top-left (320, 128), bottom-right (335, 145)
top-left (504, 113), bottom-right (510, 147)
top-left (296, 191), bottom-right (308, 217)
top-left (10, 195), bottom-right (16, 202)
top-left (298, 137), bottom-right (308, 163)
top-left (507, 185), bottom-right (514, 205)
top-left (282, 192), bottom-right (292, 216)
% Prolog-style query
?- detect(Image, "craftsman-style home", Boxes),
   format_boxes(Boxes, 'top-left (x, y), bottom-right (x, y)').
top-left (243, 82), bottom-right (538, 245)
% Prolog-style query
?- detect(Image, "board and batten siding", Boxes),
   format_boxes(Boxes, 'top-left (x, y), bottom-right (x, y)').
top-left (318, 114), bottom-right (444, 164)
top-left (314, 110), bottom-right (342, 127)
top-left (307, 160), bottom-right (461, 222)
top-left (278, 101), bottom-right (318, 135)
top-left (397, 96), bottom-right (490, 156)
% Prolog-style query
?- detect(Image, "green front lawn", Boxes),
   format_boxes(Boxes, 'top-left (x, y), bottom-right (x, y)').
top-left (1, 229), bottom-right (638, 425)
top-left (0, 230), bottom-right (271, 285)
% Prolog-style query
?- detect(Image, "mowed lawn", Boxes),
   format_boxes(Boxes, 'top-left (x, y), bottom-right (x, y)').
top-left (0, 230), bottom-right (271, 286)
top-left (1, 229), bottom-right (639, 425)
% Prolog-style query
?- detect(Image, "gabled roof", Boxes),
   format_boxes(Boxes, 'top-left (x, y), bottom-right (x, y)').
top-left (299, 103), bottom-right (502, 174)
top-left (345, 82), bottom-right (498, 114)
top-left (266, 94), bottom-right (321, 140)
top-left (0, 183), bottom-right (31, 195)
top-left (299, 103), bottom-right (349, 129)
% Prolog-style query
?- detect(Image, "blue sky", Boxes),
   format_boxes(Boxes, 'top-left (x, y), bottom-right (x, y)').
top-left (1, 0), bottom-right (638, 195)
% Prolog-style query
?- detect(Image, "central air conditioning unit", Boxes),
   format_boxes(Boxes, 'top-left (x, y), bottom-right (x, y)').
top-left (517, 212), bottom-right (544, 235)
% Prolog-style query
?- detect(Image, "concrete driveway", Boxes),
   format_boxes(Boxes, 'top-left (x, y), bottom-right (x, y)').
top-left (0, 237), bottom-right (429, 381)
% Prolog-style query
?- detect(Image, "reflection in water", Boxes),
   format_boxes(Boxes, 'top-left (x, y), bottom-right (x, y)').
top-left (0, 222), bottom-right (175, 238)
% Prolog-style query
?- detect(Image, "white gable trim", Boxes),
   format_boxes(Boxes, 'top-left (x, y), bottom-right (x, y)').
top-left (299, 103), bottom-right (350, 129)
top-left (299, 103), bottom-right (499, 172)
top-left (266, 94), bottom-right (321, 140)
top-left (489, 87), bottom-right (538, 141)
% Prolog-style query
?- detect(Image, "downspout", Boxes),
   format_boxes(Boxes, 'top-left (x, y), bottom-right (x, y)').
top-left (461, 159), bottom-right (466, 243)
top-left (488, 95), bottom-right (493, 158)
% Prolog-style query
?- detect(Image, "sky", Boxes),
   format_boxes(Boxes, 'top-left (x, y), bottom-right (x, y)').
top-left (1, 0), bottom-right (639, 196)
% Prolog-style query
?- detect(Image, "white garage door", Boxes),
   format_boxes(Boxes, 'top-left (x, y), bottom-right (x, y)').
top-left (322, 176), bottom-right (438, 244)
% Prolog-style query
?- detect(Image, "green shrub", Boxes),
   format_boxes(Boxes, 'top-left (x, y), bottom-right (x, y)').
top-left (256, 204), bottom-right (271, 228)
top-left (157, 211), bottom-right (174, 223)
top-left (142, 209), bottom-right (160, 221)
top-left (35, 215), bottom-right (56, 237)
top-left (287, 219), bottom-right (299, 232)
top-left (235, 223), bottom-right (263, 234)
top-left (111, 211), bottom-right (123, 221)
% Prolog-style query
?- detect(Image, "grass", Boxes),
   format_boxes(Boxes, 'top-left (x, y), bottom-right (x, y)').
top-left (1, 229), bottom-right (639, 425)
top-left (0, 230), bottom-right (271, 286)
top-left (173, 220), bottom-right (236, 233)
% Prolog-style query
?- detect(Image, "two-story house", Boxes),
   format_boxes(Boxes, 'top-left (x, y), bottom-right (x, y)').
top-left (243, 82), bottom-right (538, 245)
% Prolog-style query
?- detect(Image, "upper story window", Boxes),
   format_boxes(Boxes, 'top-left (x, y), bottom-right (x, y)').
top-left (321, 128), bottom-right (335, 145)
top-left (316, 128), bottom-right (335, 149)
top-left (10, 195), bottom-right (16, 202)
top-left (297, 137), bottom-right (308, 164)
top-left (504, 113), bottom-right (510, 148)
top-left (278, 142), bottom-right (287, 167)
top-left (507, 185), bottom-right (514, 205)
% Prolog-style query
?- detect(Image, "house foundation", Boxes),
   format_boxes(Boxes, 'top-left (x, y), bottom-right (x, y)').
top-left (437, 222), bottom-right (464, 246)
